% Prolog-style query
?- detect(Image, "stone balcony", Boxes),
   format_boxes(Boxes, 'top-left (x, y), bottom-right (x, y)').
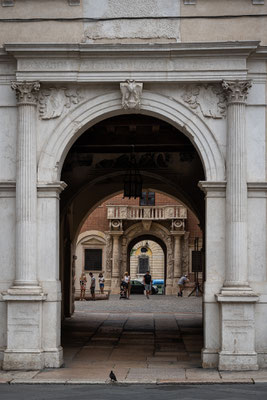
top-left (107, 205), bottom-right (187, 221)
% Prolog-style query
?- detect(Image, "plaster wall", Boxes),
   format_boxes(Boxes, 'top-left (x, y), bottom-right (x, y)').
top-left (0, 0), bottom-right (267, 46)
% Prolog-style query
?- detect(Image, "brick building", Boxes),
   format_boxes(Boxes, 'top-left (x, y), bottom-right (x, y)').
top-left (75, 191), bottom-right (202, 295)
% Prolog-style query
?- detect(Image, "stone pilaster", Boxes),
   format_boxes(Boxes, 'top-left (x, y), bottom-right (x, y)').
top-left (171, 232), bottom-right (184, 294)
top-left (110, 231), bottom-right (123, 293)
top-left (172, 233), bottom-right (183, 279)
top-left (11, 81), bottom-right (41, 292)
top-left (216, 81), bottom-right (259, 371)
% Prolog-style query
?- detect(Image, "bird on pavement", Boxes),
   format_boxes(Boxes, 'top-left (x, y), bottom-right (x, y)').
top-left (109, 370), bottom-right (117, 382)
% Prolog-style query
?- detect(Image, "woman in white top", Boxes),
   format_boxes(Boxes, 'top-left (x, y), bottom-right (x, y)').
top-left (123, 271), bottom-right (131, 299)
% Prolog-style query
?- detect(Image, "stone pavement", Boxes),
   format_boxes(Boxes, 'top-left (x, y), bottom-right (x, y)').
top-left (0, 296), bottom-right (267, 384)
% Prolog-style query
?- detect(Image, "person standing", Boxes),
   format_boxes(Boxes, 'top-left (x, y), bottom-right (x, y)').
top-left (123, 271), bottom-right (131, 299)
top-left (98, 272), bottom-right (105, 294)
top-left (89, 272), bottom-right (96, 301)
top-left (143, 270), bottom-right (152, 299)
top-left (178, 275), bottom-right (189, 297)
top-left (79, 272), bottom-right (87, 301)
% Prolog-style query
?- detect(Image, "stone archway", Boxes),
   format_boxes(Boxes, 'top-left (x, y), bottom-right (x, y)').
top-left (122, 222), bottom-right (186, 295)
top-left (37, 91), bottom-right (225, 182)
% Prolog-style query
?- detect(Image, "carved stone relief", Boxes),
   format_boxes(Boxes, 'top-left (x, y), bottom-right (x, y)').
top-left (110, 219), bottom-right (123, 231)
top-left (39, 87), bottom-right (82, 120)
top-left (105, 234), bottom-right (113, 273)
top-left (182, 84), bottom-right (226, 119)
top-left (120, 80), bottom-right (143, 110)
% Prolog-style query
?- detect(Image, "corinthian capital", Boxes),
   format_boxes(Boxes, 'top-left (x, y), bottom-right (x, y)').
top-left (222, 80), bottom-right (252, 104)
top-left (11, 81), bottom-right (40, 105)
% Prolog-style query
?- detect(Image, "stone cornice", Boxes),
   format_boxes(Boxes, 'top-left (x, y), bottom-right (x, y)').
top-left (37, 181), bottom-right (67, 198)
top-left (198, 181), bottom-right (226, 197)
top-left (4, 41), bottom-right (260, 56)
top-left (3, 41), bottom-right (261, 83)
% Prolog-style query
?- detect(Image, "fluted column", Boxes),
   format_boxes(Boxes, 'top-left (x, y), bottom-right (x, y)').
top-left (11, 81), bottom-right (40, 291)
top-left (222, 80), bottom-right (251, 290)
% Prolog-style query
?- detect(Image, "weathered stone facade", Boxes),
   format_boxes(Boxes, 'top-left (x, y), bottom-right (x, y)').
top-left (0, 0), bottom-right (267, 373)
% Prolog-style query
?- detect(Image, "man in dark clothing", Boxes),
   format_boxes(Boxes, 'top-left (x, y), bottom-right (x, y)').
top-left (143, 270), bottom-right (152, 299)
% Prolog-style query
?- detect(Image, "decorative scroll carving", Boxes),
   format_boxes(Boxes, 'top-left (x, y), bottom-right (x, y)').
top-left (39, 88), bottom-right (81, 120)
top-left (222, 80), bottom-right (252, 104)
top-left (120, 80), bottom-right (143, 110)
top-left (105, 234), bottom-right (113, 273)
top-left (11, 81), bottom-right (40, 105)
top-left (182, 84), bottom-right (226, 119)
top-left (182, 232), bottom-right (190, 275)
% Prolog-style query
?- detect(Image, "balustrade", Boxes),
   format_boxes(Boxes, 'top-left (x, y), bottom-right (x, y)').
top-left (107, 205), bottom-right (187, 220)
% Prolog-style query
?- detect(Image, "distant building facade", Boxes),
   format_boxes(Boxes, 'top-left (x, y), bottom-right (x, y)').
top-left (74, 192), bottom-right (202, 296)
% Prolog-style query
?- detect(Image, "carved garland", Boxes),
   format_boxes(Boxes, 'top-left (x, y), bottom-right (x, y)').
top-left (38, 87), bottom-right (82, 120)
top-left (182, 84), bottom-right (226, 119)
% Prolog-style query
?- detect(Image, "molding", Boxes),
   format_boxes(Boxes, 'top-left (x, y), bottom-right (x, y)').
top-left (37, 181), bottom-right (67, 198)
top-left (4, 41), bottom-right (260, 83)
top-left (248, 182), bottom-right (267, 198)
top-left (198, 181), bottom-right (226, 198)
top-left (0, 181), bottom-right (16, 198)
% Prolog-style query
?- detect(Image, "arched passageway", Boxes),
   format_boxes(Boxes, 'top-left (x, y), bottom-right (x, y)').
top-left (60, 114), bottom-right (205, 315)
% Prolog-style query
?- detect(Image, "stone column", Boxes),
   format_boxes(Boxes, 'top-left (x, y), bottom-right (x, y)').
top-left (171, 232), bottom-right (183, 294)
top-left (111, 231), bottom-right (122, 293)
top-left (2, 81), bottom-right (47, 370)
top-left (11, 81), bottom-right (41, 292)
top-left (173, 233), bottom-right (183, 279)
top-left (216, 81), bottom-right (259, 371)
top-left (222, 80), bottom-right (252, 289)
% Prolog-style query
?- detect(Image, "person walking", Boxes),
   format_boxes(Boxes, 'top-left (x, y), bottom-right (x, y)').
top-left (143, 270), bottom-right (152, 299)
top-left (178, 275), bottom-right (189, 297)
top-left (98, 272), bottom-right (105, 294)
top-left (89, 272), bottom-right (96, 300)
top-left (123, 271), bottom-right (131, 299)
top-left (79, 272), bottom-right (87, 301)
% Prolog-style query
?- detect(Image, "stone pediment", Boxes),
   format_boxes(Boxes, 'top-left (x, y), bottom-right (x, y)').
top-left (81, 237), bottom-right (105, 246)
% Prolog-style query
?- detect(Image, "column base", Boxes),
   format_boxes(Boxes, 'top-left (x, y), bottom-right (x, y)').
top-left (216, 289), bottom-right (259, 371)
top-left (3, 350), bottom-right (44, 370)
top-left (202, 348), bottom-right (219, 369)
top-left (111, 277), bottom-right (121, 294)
top-left (43, 347), bottom-right (64, 368)
top-left (218, 352), bottom-right (259, 371)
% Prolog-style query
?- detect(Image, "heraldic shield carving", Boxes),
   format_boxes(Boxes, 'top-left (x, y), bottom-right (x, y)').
top-left (120, 80), bottom-right (143, 110)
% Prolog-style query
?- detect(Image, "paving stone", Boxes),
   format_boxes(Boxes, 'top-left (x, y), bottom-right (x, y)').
top-left (186, 368), bottom-right (221, 381)
top-left (147, 356), bottom-right (178, 362)
top-left (126, 367), bottom-right (186, 381)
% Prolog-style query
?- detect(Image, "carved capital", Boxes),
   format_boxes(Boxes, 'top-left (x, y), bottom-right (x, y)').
top-left (222, 80), bottom-right (252, 104)
top-left (11, 81), bottom-right (40, 105)
top-left (120, 80), bottom-right (143, 110)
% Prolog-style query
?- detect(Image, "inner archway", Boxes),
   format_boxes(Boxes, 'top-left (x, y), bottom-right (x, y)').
top-left (59, 112), bottom-right (205, 373)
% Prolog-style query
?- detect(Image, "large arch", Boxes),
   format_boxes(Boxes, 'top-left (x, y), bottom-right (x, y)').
top-left (37, 91), bottom-right (225, 183)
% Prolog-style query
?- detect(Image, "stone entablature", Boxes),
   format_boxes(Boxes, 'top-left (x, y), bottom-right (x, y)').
top-left (107, 205), bottom-right (187, 221)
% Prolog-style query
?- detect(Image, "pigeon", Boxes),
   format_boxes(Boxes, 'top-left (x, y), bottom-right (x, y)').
top-left (109, 370), bottom-right (117, 382)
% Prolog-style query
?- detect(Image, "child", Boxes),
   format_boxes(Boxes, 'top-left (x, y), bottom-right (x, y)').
top-left (79, 272), bottom-right (87, 301)
top-left (98, 272), bottom-right (105, 294)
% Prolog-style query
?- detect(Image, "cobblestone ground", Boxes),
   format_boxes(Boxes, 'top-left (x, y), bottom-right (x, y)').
top-left (74, 294), bottom-right (203, 314)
